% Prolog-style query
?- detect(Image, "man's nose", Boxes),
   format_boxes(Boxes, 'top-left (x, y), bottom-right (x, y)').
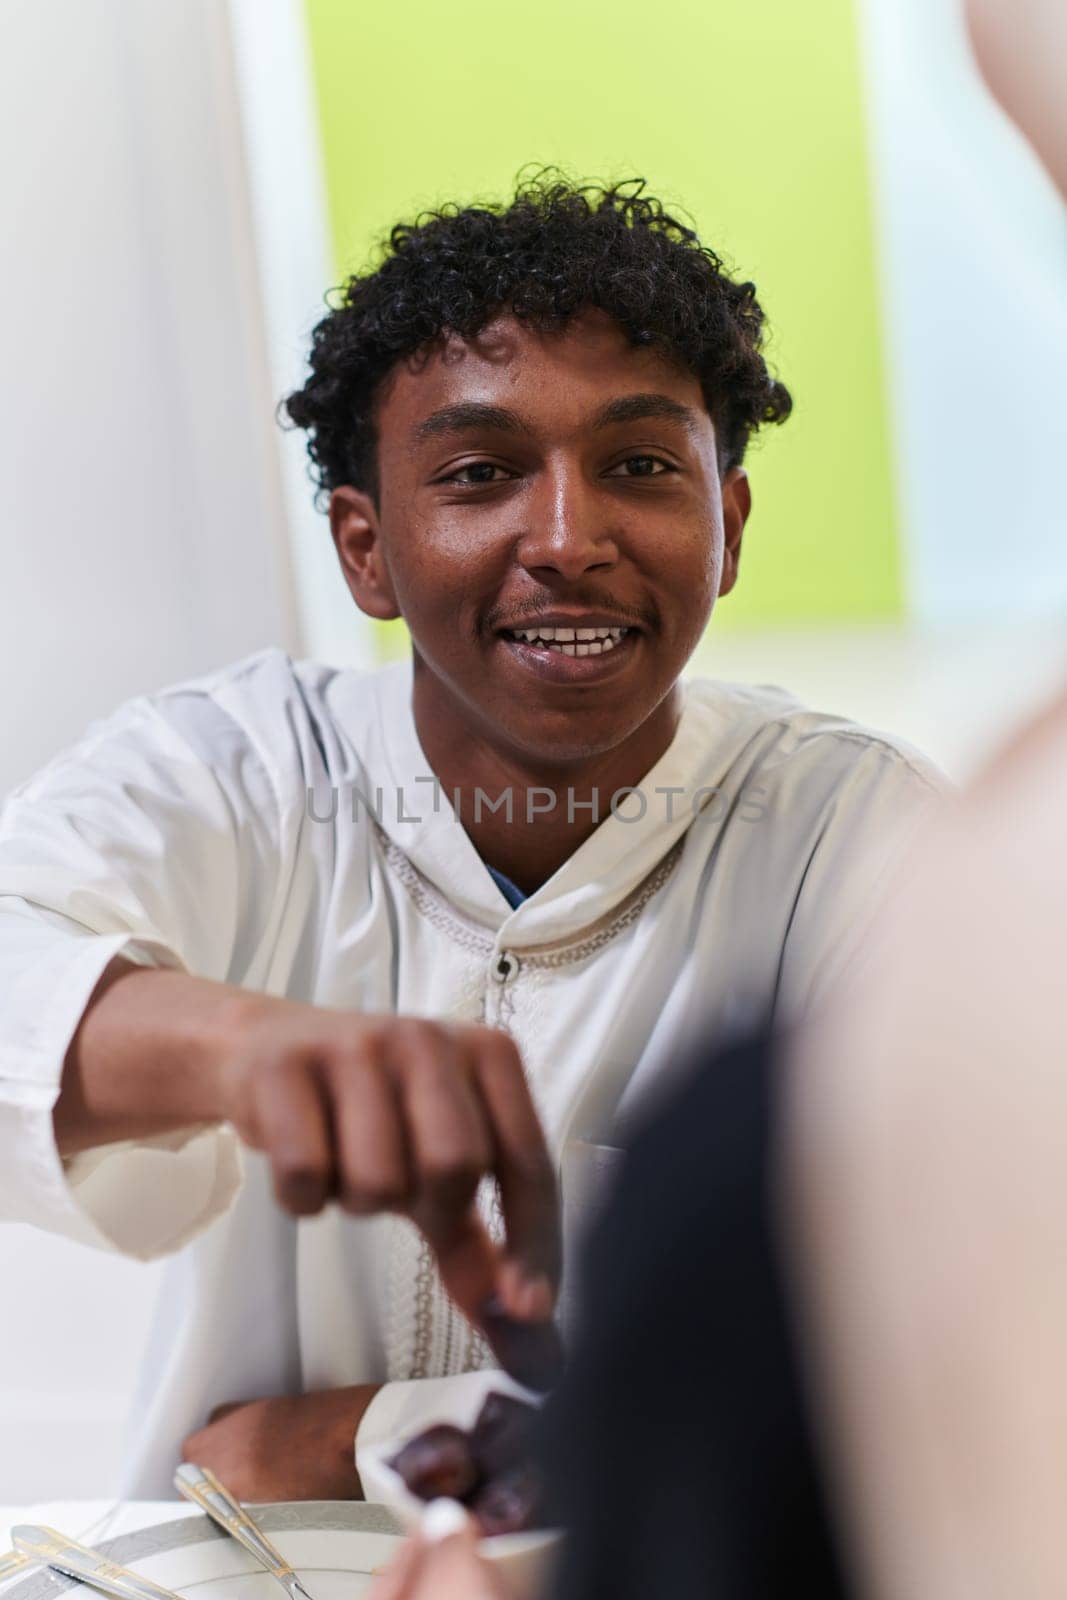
top-left (514, 468), bottom-right (618, 580)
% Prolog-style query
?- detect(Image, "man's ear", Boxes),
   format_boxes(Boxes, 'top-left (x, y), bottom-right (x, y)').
top-left (718, 467), bottom-right (751, 598)
top-left (329, 487), bottom-right (401, 620)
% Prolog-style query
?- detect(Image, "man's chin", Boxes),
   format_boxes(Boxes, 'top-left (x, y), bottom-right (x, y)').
top-left (482, 702), bottom-right (661, 771)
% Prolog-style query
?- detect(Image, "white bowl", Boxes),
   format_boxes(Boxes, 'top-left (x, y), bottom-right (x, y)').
top-left (357, 1369), bottom-right (562, 1597)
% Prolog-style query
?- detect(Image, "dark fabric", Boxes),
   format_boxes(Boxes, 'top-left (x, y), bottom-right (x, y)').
top-left (486, 863), bottom-right (528, 909)
top-left (541, 1029), bottom-right (849, 1600)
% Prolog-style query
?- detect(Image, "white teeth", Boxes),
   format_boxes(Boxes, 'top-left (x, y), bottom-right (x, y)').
top-left (505, 623), bottom-right (631, 654)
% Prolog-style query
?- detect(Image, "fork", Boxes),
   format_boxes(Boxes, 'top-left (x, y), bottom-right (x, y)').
top-left (174, 1464), bottom-right (317, 1600)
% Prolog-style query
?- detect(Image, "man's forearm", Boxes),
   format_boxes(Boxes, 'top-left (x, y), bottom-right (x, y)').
top-left (53, 958), bottom-right (258, 1155)
top-left (51, 962), bottom-right (562, 1352)
top-left (181, 1385), bottom-right (381, 1501)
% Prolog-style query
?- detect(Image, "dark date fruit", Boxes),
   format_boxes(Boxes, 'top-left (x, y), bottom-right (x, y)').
top-left (470, 1462), bottom-right (544, 1536)
top-left (389, 1423), bottom-right (481, 1502)
top-left (469, 1392), bottom-right (539, 1479)
top-left (390, 1392), bottom-right (547, 1532)
top-left (478, 1302), bottom-right (566, 1392)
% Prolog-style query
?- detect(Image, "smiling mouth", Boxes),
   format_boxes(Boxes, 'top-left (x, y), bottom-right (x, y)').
top-left (499, 624), bottom-right (634, 658)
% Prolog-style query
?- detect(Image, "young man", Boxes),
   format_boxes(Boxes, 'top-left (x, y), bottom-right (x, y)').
top-left (0, 177), bottom-right (940, 1498)
top-left (374, 20), bottom-right (1067, 1592)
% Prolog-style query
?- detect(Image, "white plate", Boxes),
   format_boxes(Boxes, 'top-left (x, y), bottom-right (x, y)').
top-left (2, 1505), bottom-right (405, 1600)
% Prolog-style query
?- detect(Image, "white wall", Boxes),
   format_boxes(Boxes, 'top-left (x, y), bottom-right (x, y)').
top-left (0, 0), bottom-right (310, 1500)
top-left (856, 0), bottom-right (1067, 626)
top-left (0, 0), bottom-right (302, 797)
top-left (226, 0), bottom-right (377, 671)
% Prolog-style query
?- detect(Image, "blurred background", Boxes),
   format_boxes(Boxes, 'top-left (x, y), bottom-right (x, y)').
top-left (0, 0), bottom-right (1064, 1502)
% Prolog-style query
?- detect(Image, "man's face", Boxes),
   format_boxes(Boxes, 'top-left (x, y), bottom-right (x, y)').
top-left (331, 308), bottom-right (750, 767)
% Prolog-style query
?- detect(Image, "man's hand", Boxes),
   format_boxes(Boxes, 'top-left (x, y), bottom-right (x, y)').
top-left (57, 964), bottom-right (562, 1371)
top-left (216, 998), bottom-right (560, 1343)
top-left (179, 1386), bottom-right (381, 1501)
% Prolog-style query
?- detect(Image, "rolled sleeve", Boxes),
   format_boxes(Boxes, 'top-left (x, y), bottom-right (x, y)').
top-left (0, 689), bottom-right (281, 1257)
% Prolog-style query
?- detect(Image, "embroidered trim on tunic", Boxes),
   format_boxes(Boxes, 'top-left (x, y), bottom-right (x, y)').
top-left (512, 842), bottom-right (684, 967)
top-left (374, 822), bottom-right (685, 965)
top-left (378, 824), bottom-right (686, 1382)
top-left (372, 824), bottom-right (496, 955)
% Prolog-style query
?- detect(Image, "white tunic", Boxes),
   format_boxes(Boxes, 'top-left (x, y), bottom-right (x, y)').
top-left (0, 649), bottom-right (941, 1493)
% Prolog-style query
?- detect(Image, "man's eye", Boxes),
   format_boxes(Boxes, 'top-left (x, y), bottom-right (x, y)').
top-left (445, 462), bottom-right (510, 485)
top-left (608, 456), bottom-right (672, 478)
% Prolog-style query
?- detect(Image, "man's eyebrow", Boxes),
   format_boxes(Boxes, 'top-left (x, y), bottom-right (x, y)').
top-left (414, 402), bottom-right (528, 441)
top-left (592, 393), bottom-right (703, 432)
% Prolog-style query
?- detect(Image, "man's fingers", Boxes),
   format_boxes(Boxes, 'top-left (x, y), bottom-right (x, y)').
top-left (412, 1159), bottom-right (566, 1390)
top-left (245, 1014), bottom-right (561, 1373)
top-left (496, 1257), bottom-right (555, 1321)
top-left (387, 1021), bottom-right (506, 1328)
top-left (328, 1049), bottom-right (411, 1214)
top-left (451, 1028), bottom-right (566, 1389)
top-left (393, 1022), bottom-right (493, 1218)
top-left (466, 1029), bottom-right (562, 1295)
top-left (422, 1205), bottom-right (501, 1328)
top-left (256, 1059), bottom-right (334, 1215)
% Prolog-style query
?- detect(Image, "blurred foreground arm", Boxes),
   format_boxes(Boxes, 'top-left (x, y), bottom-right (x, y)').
top-left (367, 1513), bottom-right (506, 1600)
top-left (788, 690), bottom-right (1067, 1600)
top-left (966, 0), bottom-right (1067, 193)
top-left (786, 7), bottom-right (1067, 1587)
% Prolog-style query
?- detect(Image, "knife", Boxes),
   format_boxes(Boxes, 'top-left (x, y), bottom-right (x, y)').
top-left (174, 1464), bottom-right (316, 1600)
top-left (11, 1528), bottom-right (184, 1600)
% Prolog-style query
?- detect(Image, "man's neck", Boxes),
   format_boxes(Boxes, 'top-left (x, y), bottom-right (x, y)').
top-left (412, 675), bottom-right (683, 896)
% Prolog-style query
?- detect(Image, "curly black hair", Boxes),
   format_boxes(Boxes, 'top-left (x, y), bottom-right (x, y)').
top-left (283, 173), bottom-right (793, 502)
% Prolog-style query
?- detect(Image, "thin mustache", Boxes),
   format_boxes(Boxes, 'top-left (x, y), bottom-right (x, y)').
top-left (485, 597), bottom-right (655, 631)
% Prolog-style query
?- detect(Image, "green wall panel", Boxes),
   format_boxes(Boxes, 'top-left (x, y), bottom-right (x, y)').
top-left (303, 0), bottom-right (902, 632)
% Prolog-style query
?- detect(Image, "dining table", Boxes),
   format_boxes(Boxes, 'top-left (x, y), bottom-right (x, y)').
top-left (0, 1500), bottom-right (406, 1600)
top-left (1, 1503), bottom-right (195, 1570)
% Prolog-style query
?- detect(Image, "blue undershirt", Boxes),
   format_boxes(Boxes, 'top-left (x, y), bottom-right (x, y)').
top-left (486, 863), bottom-right (528, 909)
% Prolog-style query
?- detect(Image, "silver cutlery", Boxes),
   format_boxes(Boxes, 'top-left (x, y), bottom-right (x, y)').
top-left (174, 1464), bottom-right (316, 1600)
top-left (0, 1550), bottom-right (32, 1585)
top-left (11, 1527), bottom-right (184, 1600)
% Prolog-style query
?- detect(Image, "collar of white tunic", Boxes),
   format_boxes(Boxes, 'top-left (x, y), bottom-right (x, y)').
top-left (314, 655), bottom-right (803, 946)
